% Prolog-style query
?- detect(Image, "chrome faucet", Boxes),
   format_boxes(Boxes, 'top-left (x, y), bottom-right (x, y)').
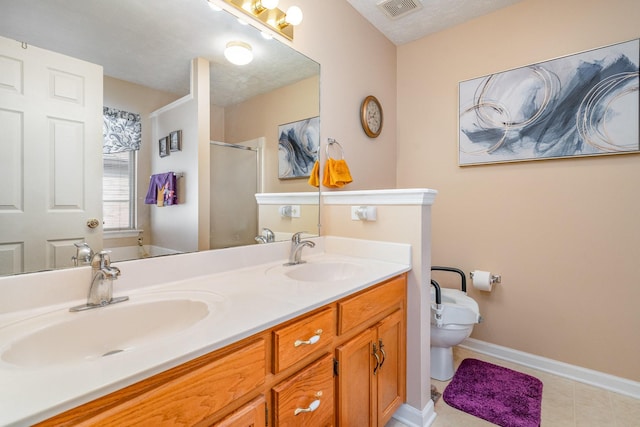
top-left (255, 228), bottom-right (276, 244)
top-left (72, 242), bottom-right (94, 266)
top-left (262, 228), bottom-right (275, 243)
top-left (285, 232), bottom-right (315, 266)
top-left (70, 251), bottom-right (128, 312)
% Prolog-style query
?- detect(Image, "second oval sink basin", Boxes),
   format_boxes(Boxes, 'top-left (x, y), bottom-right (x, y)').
top-left (274, 261), bottom-right (366, 282)
top-left (0, 292), bottom-right (223, 368)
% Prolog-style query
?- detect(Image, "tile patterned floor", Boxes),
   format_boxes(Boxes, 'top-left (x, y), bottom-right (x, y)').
top-left (386, 346), bottom-right (640, 427)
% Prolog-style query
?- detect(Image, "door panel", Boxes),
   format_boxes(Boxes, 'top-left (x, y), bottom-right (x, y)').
top-left (0, 36), bottom-right (103, 275)
top-left (376, 309), bottom-right (405, 427)
top-left (336, 327), bottom-right (377, 427)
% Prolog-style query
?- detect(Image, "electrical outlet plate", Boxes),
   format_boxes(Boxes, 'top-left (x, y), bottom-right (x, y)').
top-left (351, 206), bottom-right (377, 221)
top-left (290, 205), bottom-right (301, 218)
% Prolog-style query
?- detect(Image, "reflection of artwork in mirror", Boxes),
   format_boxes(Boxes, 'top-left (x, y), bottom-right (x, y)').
top-left (159, 137), bottom-right (169, 157)
top-left (170, 130), bottom-right (182, 152)
top-left (459, 38), bottom-right (639, 166)
top-left (278, 116), bottom-right (319, 179)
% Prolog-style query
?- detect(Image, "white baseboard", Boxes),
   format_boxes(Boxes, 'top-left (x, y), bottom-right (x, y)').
top-left (461, 338), bottom-right (640, 399)
top-left (392, 401), bottom-right (437, 427)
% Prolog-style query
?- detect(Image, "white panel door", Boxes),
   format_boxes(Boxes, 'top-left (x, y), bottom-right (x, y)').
top-left (0, 36), bottom-right (103, 275)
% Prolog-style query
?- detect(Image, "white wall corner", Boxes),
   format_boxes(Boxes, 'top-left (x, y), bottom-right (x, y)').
top-left (392, 401), bottom-right (437, 427)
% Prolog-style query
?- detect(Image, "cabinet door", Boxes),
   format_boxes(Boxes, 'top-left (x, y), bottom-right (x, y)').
top-left (376, 309), bottom-right (405, 427)
top-left (212, 396), bottom-right (266, 427)
top-left (336, 327), bottom-right (377, 427)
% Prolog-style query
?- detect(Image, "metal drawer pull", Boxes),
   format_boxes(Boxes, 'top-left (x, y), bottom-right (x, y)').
top-left (294, 329), bottom-right (323, 347)
top-left (294, 399), bottom-right (321, 416)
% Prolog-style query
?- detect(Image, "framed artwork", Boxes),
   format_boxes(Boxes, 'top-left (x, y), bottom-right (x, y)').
top-left (170, 130), bottom-right (182, 152)
top-left (159, 136), bottom-right (169, 157)
top-left (458, 38), bottom-right (639, 166)
top-left (278, 116), bottom-right (319, 179)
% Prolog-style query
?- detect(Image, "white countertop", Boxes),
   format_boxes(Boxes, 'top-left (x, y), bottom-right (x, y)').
top-left (0, 237), bottom-right (411, 426)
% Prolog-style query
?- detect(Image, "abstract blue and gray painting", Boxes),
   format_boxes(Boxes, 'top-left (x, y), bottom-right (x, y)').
top-left (459, 39), bottom-right (639, 165)
top-left (278, 116), bottom-right (319, 179)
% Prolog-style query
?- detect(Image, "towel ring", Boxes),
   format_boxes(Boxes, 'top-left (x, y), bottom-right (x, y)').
top-left (326, 138), bottom-right (344, 160)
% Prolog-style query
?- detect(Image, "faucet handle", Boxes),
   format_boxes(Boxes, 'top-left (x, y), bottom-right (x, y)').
top-left (292, 231), bottom-right (307, 244)
top-left (91, 250), bottom-right (112, 268)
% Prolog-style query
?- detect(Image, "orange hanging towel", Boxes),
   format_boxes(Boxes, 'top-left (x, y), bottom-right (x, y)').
top-left (308, 160), bottom-right (320, 187)
top-left (322, 158), bottom-right (353, 188)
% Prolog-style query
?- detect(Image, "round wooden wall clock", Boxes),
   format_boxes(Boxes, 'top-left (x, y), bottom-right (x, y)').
top-left (360, 95), bottom-right (383, 138)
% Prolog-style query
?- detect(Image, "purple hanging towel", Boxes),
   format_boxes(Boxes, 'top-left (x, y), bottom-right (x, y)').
top-left (145, 172), bottom-right (178, 206)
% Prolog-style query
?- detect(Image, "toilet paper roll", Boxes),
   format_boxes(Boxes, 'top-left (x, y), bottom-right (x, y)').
top-left (472, 270), bottom-right (493, 292)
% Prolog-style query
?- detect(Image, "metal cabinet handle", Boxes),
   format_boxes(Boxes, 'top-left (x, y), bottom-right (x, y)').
top-left (378, 339), bottom-right (386, 368)
top-left (294, 329), bottom-right (323, 347)
top-left (294, 399), bottom-right (321, 416)
top-left (372, 343), bottom-right (381, 375)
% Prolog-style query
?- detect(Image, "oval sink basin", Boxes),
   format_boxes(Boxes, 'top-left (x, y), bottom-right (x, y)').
top-left (278, 261), bottom-right (365, 282)
top-left (0, 292), bottom-right (223, 368)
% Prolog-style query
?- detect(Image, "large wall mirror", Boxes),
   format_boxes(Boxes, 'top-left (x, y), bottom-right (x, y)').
top-left (0, 0), bottom-right (320, 276)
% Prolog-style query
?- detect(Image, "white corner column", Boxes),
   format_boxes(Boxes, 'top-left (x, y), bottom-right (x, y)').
top-left (322, 188), bottom-right (438, 426)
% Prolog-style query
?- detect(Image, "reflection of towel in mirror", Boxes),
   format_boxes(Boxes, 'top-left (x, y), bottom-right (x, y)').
top-left (308, 160), bottom-right (320, 187)
top-left (145, 172), bottom-right (177, 206)
top-left (323, 158), bottom-right (353, 188)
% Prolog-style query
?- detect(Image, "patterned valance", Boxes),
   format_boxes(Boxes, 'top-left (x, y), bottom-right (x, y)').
top-left (103, 107), bottom-right (141, 153)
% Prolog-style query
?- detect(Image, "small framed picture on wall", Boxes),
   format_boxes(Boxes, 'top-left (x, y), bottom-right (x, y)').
top-left (159, 136), bottom-right (169, 157)
top-left (170, 130), bottom-right (182, 152)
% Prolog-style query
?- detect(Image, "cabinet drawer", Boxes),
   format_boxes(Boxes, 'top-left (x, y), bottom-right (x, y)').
top-left (212, 395), bottom-right (266, 427)
top-left (52, 338), bottom-right (267, 426)
top-left (272, 354), bottom-right (335, 427)
top-left (338, 275), bottom-right (405, 335)
top-left (273, 307), bottom-right (335, 373)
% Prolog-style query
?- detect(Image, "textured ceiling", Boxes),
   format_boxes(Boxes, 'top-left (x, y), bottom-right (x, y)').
top-left (0, 0), bottom-right (524, 105)
top-left (347, 0), bottom-right (524, 45)
top-left (0, 0), bottom-right (319, 107)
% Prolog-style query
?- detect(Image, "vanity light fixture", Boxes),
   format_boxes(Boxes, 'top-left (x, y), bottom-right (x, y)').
top-left (217, 0), bottom-right (303, 40)
top-left (224, 41), bottom-right (253, 65)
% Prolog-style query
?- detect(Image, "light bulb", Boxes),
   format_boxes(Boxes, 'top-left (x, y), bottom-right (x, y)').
top-left (224, 41), bottom-right (253, 65)
top-left (284, 5), bottom-right (303, 26)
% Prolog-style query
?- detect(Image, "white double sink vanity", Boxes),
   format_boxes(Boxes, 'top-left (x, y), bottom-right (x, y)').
top-left (0, 236), bottom-right (412, 426)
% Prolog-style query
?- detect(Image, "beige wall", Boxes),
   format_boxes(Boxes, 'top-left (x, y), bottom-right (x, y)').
top-left (292, 0), bottom-right (398, 190)
top-left (397, 0), bottom-right (640, 381)
top-left (224, 76), bottom-right (319, 193)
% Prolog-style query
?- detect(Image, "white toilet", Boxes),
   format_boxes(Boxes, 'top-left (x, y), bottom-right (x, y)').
top-left (430, 267), bottom-right (482, 381)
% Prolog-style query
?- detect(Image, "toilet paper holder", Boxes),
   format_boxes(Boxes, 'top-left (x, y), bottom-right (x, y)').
top-left (470, 271), bottom-right (502, 284)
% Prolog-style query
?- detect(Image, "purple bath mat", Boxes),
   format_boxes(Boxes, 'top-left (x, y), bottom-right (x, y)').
top-left (443, 358), bottom-right (543, 427)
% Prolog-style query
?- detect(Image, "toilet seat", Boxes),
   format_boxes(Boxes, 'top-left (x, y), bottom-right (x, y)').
top-left (431, 288), bottom-right (481, 326)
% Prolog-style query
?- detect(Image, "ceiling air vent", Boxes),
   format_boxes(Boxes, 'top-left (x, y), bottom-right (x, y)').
top-left (377, 0), bottom-right (423, 20)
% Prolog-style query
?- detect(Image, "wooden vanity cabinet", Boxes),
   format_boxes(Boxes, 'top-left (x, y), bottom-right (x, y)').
top-left (38, 273), bottom-right (406, 427)
top-left (37, 338), bottom-right (267, 427)
top-left (336, 276), bottom-right (406, 427)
